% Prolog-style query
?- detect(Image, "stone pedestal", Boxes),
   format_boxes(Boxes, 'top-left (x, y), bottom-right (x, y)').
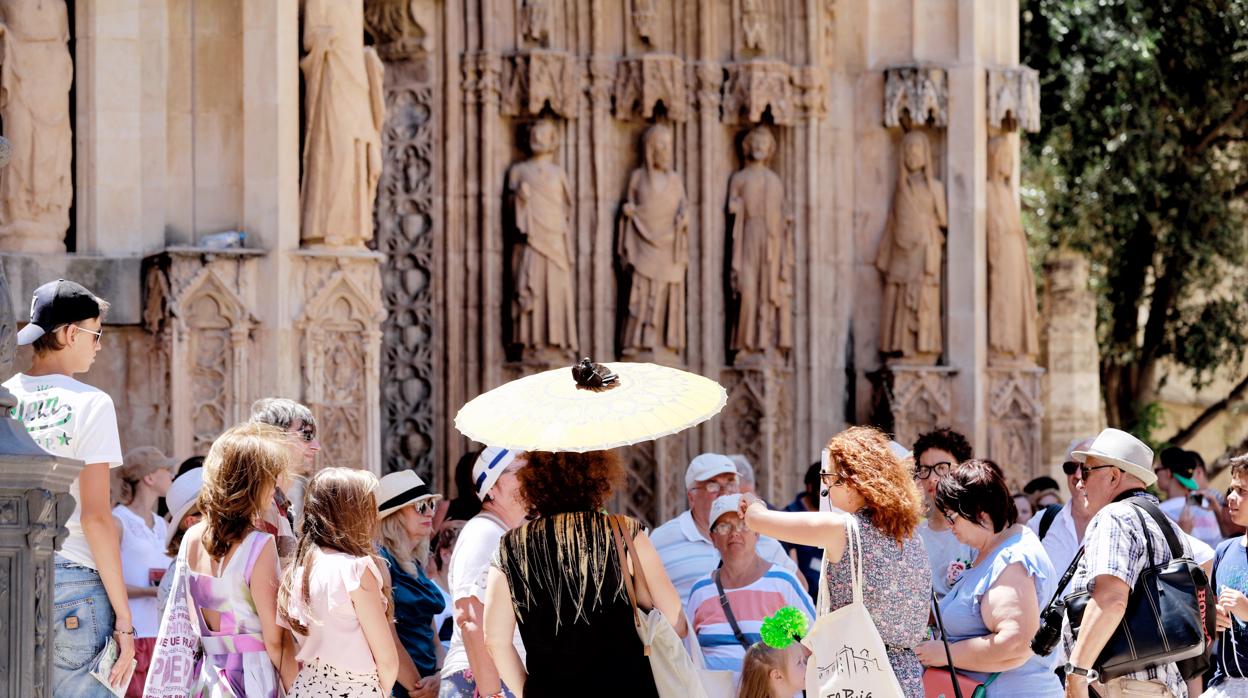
top-left (868, 365), bottom-right (957, 451)
top-left (1041, 251), bottom-right (1102, 466)
top-left (720, 363), bottom-right (796, 504)
top-left (986, 366), bottom-right (1045, 486)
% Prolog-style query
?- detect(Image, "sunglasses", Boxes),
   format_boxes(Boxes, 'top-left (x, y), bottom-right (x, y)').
top-left (1073, 464), bottom-right (1116, 481)
top-left (914, 461), bottom-right (951, 481)
top-left (414, 499), bottom-right (438, 515)
top-left (70, 324), bottom-right (104, 346)
top-left (1061, 461), bottom-right (1078, 476)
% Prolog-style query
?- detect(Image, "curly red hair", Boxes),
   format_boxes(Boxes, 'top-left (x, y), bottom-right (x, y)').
top-left (826, 426), bottom-right (924, 543)
top-left (518, 450), bottom-right (624, 517)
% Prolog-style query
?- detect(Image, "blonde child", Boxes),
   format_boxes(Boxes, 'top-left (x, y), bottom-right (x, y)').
top-left (280, 468), bottom-right (399, 697)
top-left (737, 607), bottom-right (809, 698)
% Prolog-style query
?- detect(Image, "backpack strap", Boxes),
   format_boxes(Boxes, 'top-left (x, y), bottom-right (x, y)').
top-left (1038, 503), bottom-right (1063, 541)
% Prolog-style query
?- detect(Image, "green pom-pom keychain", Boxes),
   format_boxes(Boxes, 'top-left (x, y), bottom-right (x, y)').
top-left (759, 606), bottom-right (809, 649)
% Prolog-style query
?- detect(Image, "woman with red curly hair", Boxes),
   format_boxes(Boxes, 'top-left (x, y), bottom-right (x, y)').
top-left (481, 450), bottom-right (686, 698)
top-left (741, 426), bottom-right (931, 697)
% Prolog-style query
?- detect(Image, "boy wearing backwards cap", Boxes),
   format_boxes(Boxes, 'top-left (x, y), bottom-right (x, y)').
top-left (5, 279), bottom-right (129, 695)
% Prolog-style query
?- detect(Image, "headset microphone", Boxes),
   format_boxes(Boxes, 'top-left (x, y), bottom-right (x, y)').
top-left (820, 488), bottom-right (829, 497)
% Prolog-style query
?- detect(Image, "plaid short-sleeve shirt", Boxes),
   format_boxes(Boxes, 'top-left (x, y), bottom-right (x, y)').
top-left (1062, 492), bottom-right (1190, 698)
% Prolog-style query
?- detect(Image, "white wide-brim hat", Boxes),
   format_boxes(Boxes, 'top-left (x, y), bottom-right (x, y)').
top-left (164, 467), bottom-right (204, 549)
top-left (1071, 427), bottom-right (1157, 487)
top-left (376, 470), bottom-right (440, 520)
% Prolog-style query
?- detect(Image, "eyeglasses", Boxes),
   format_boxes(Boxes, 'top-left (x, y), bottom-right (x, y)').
top-left (940, 508), bottom-right (961, 526)
top-left (914, 461), bottom-right (951, 481)
top-left (70, 324), bottom-right (103, 346)
top-left (820, 471), bottom-right (848, 488)
top-left (695, 478), bottom-right (740, 494)
top-left (295, 426), bottom-right (317, 442)
top-left (414, 499), bottom-right (438, 515)
top-left (711, 520), bottom-right (749, 536)
top-left (1075, 464), bottom-right (1117, 481)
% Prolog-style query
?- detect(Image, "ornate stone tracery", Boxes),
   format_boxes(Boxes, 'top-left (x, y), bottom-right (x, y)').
top-left (501, 50), bottom-right (580, 119)
top-left (988, 66), bottom-right (1041, 133)
top-left (721, 61), bottom-right (827, 125)
top-left (614, 54), bottom-right (689, 122)
top-left (883, 66), bottom-right (948, 128)
top-left (987, 367), bottom-right (1044, 485)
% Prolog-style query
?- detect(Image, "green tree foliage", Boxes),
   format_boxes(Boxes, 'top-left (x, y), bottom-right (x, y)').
top-left (1022, 0), bottom-right (1248, 434)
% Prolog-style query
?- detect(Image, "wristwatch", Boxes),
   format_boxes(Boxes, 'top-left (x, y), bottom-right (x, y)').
top-left (1063, 663), bottom-right (1099, 682)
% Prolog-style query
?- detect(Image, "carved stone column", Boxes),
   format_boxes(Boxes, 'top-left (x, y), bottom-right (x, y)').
top-left (1041, 250), bottom-right (1102, 467)
top-left (986, 366), bottom-right (1045, 486)
top-left (0, 251), bottom-right (82, 698)
top-left (366, 0), bottom-right (441, 478)
top-left (721, 364), bottom-right (795, 503)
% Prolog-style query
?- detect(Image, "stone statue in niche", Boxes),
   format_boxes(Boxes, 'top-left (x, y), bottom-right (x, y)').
top-left (506, 119), bottom-right (578, 363)
top-left (742, 0), bottom-right (767, 51)
top-left (633, 0), bottom-right (657, 44)
top-left (987, 136), bottom-right (1039, 364)
top-left (618, 124), bottom-right (688, 359)
top-left (520, 0), bottom-right (552, 46)
top-left (300, 0), bottom-right (385, 248)
top-left (876, 130), bottom-right (946, 365)
top-left (728, 126), bottom-right (792, 362)
top-left (0, 0), bottom-right (72, 254)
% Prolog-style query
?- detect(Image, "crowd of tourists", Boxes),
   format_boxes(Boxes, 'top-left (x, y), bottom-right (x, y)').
top-left (18, 277), bottom-right (1248, 698)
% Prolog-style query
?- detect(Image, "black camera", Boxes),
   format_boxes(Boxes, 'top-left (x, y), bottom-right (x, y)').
top-left (1031, 599), bottom-right (1066, 656)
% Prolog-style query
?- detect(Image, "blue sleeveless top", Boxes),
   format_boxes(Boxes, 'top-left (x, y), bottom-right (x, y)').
top-left (379, 546), bottom-right (445, 677)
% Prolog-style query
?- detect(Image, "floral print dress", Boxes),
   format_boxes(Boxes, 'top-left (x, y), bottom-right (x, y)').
top-left (823, 510), bottom-right (931, 698)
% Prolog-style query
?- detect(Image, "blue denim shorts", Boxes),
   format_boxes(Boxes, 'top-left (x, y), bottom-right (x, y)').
top-left (52, 556), bottom-right (116, 698)
top-left (438, 669), bottom-right (515, 698)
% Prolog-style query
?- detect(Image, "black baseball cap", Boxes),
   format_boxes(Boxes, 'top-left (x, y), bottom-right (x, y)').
top-left (17, 280), bottom-right (103, 346)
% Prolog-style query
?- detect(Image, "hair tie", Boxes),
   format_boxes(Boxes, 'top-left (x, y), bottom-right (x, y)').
top-left (760, 606), bottom-right (808, 649)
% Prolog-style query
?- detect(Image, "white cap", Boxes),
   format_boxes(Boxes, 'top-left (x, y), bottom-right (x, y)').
top-left (472, 447), bottom-right (521, 501)
top-left (685, 453), bottom-right (738, 490)
top-left (1071, 428), bottom-right (1157, 487)
top-left (164, 467), bottom-right (204, 549)
top-left (709, 494), bottom-right (743, 526)
top-left (887, 440), bottom-right (912, 461)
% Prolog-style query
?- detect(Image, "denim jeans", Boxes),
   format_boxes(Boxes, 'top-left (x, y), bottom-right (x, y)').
top-left (52, 556), bottom-right (116, 698)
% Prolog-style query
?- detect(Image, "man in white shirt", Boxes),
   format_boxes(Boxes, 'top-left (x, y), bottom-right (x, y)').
top-left (1028, 438), bottom-right (1096, 578)
top-left (650, 453), bottom-right (803, 602)
top-left (6, 280), bottom-right (129, 695)
top-left (441, 447), bottom-right (528, 698)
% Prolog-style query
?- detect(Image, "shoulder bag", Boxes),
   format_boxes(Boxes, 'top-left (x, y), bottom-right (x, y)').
top-left (1064, 498), bottom-right (1208, 680)
top-left (608, 514), bottom-right (712, 698)
top-left (923, 588), bottom-right (998, 698)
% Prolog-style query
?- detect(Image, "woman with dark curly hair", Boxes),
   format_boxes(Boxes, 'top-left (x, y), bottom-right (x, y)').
top-left (481, 450), bottom-right (686, 697)
top-left (740, 426), bottom-right (931, 697)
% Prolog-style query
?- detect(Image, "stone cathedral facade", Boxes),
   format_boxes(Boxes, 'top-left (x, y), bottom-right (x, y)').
top-left (0, 0), bottom-right (1093, 527)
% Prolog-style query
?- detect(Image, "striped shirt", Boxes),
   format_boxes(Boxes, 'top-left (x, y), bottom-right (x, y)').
top-left (650, 510), bottom-right (803, 602)
top-left (688, 565), bottom-right (815, 672)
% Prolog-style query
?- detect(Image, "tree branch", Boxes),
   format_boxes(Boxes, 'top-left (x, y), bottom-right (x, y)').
top-left (1169, 371), bottom-right (1248, 447)
top-left (1190, 101), bottom-right (1248, 156)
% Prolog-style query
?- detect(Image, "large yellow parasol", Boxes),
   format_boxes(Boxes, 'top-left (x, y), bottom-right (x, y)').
top-left (453, 359), bottom-right (727, 453)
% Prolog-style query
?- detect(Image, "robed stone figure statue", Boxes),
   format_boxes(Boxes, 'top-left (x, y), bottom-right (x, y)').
top-left (876, 130), bottom-right (946, 365)
top-left (300, 0), bottom-right (385, 247)
top-left (727, 126), bottom-right (793, 361)
top-left (618, 124), bottom-right (688, 358)
top-left (507, 119), bottom-right (577, 362)
top-left (987, 136), bottom-right (1039, 364)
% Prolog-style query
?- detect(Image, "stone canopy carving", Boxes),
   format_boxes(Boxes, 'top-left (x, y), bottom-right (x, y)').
top-left (987, 136), bottom-right (1039, 364)
top-left (876, 130), bottom-right (946, 365)
top-left (614, 54), bottom-right (688, 122)
top-left (506, 118), bottom-right (578, 363)
top-left (883, 66), bottom-right (948, 129)
top-left (300, 0), bottom-right (386, 248)
top-left (0, 0), bottom-right (73, 254)
top-left (363, 0), bottom-right (431, 60)
top-left (728, 126), bottom-right (793, 361)
top-left (988, 66), bottom-right (1041, 133)
top-left (502, 50), bottom-right (580, 119)
top-left (633, 0), bottom-right (658, 44)
top-left (722, 61), bottom-right (828, 125)
top-left (618, 124), bottom-right (688, 359)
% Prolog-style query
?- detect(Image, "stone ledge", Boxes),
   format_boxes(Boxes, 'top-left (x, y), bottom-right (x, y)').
top-left (1, 253), bottom-right (144, 326)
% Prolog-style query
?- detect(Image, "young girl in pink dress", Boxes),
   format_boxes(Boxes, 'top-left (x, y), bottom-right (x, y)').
top-left (280, 468), bottom-right (398, 697)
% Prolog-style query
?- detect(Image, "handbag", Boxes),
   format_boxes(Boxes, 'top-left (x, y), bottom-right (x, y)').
top-left (923, 588), bottom-right (998, 698)
top-left (1065, 498), bottom-right (1208, 680)
top-left (608, 514), bottom-right (711, 698)
top-left (803, 513), bottom-right (906, 698)
top-left (143, 541), bottom-right (202, 698)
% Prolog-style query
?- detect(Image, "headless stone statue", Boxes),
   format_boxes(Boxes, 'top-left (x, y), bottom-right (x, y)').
top-left (986, 136), bottom-right (1039, 364)
top-left (0, 0), bottom-right (72, 254)
top-left (507, 119), bottom-right (578, 362)
top-left (300, 0), bottom-right (385, 248)
top-left (618, 124), bottom-right (688, 359)
top-left (876, 130), bottom-right (946, 365)
top-left (728, 126), bottom-right (792, 361)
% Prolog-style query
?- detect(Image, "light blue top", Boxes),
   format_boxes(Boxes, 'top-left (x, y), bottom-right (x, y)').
top-left (938, 527), bottom-right (1061, 698)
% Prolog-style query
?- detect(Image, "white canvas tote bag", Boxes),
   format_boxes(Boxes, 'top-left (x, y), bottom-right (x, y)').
top-left (803, 514), bottom-right (906, 698)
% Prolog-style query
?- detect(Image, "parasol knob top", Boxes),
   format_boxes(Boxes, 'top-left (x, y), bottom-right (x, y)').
top-left (572, 357), bottom-right (619, 392)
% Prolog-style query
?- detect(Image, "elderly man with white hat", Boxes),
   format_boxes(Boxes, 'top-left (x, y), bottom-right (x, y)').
top-left (439, 447), bottom-right (528, 698)
top-left (650, 453), bottom-right (805, 603)
top-left (1062, 428), bottom-right (1194, 698)
top-left (686, 494), bottom-right (814, 679)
